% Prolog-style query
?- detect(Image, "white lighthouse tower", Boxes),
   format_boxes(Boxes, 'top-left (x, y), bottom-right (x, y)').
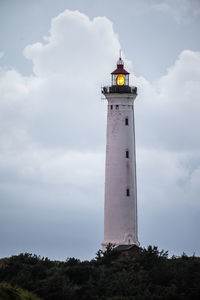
top-left (102, 56), bottom-right (139, 250)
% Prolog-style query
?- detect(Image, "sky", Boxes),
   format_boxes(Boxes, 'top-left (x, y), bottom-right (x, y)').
top-left (0, 0), bottom-right (200, 261)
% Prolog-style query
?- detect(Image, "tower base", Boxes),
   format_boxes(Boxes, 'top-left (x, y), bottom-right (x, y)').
top-left (102, 240), bottom-right (140, 252)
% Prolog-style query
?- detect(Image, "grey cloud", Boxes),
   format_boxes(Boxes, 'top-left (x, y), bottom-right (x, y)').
top-left (0, 9), bottom-right (200, 260)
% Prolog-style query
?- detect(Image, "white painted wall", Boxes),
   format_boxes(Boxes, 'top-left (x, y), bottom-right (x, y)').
top-left (102, 93), bottom-right (139, 250)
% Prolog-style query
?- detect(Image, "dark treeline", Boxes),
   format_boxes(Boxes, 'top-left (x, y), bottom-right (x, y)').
top-left (0, 245), bottom-right (200, 300)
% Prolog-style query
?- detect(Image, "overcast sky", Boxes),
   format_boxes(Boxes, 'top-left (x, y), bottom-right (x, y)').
top-left (0, 0), bottom-right (200, 261)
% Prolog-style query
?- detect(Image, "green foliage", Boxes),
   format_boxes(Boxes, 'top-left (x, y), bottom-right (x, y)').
top-left (0, 247), bottom-right (200, 300)
top-left (0, 282), bottom-right (42, 300)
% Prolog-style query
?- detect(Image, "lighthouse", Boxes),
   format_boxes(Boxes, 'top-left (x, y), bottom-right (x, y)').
top-left (102, 56), bottom-right (139, 250)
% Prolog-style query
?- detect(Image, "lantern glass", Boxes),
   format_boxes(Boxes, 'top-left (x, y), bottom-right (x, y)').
top-left (117, 74), bottom-right (125, 85)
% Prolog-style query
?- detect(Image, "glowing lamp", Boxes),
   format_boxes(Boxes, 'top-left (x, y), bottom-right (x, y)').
top-left (117, 74), bottom-right (125, 85)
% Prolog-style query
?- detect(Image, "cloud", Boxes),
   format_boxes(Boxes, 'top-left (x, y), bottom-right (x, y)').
top-left (0, 9), bottom-right (200, 259)
top-left (0, 9), bottom-right (120, 260)
top-left (135, 50), bottom-right (200, 152)
top-left (135, 49), bottom-right (200, 255)
top-left (0, 52), bottom-right (4, 59)
top-left (153, 0), bottom-right (200, 23)
top-left (23, 10), bottom-right (120, 79)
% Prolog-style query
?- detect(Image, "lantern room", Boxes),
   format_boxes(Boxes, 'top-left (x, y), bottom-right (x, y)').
top-left (111, 57), bottom-right (129, 86)
top-left (102, 55), bottom-right (137, 95)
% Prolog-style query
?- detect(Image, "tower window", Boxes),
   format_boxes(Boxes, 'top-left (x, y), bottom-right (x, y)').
top-left (126, 188), bottom-right (130, 197)
top-left (116, 105), bottom-right (119, 109)
top-left (126, 150), bottom-right (129, 158)
top-left (110, 105), bottom-right (113, 110)
top-left (125, 117), bottom-right (129, 125)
